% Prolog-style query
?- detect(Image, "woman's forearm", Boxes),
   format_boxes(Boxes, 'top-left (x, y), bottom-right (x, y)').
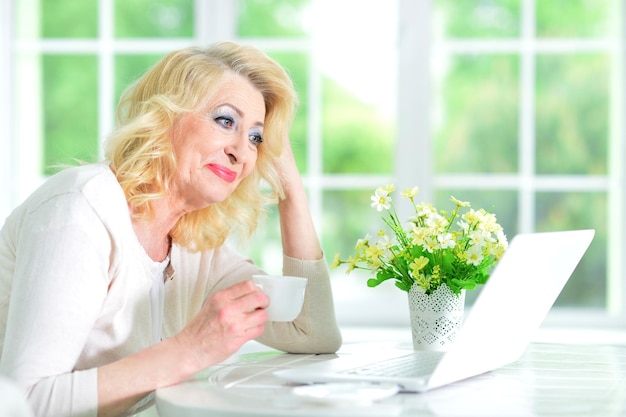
top-left (97, 335), bottom-right (199, 417)
top-left (277, 143), bottom-right (323, 261)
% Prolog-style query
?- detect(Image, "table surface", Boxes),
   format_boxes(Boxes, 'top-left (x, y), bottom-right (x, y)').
top-left (155, 329), bottom-right (626, 417)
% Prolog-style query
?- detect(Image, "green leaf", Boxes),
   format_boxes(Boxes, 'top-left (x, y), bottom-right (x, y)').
top-left (451, 278), bottom-right (477, 291)
top-left (395, 281), bottom-right (411, 292)
top-left (376, 269), bottom-right (396, 281)
top-left (367, 278), bottom-right (382, 287)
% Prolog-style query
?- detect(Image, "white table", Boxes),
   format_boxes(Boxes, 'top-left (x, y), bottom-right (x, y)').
top-left (155, 329), bottom-right (626, 417)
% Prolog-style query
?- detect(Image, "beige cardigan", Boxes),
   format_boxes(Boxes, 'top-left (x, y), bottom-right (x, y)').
top-left (0, 163), bottom-right (342, 417)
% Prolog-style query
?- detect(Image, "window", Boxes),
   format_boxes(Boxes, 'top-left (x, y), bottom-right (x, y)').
top-left (2, 0), bottom-right (624, 328)
top-left (424, 0), bottom-right (625, 327)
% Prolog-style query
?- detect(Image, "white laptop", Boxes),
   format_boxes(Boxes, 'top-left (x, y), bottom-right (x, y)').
top-left (275, 229), bottom-right (595, 392)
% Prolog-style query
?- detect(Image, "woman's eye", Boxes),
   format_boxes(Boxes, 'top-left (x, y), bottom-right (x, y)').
top-left (215, 116), bottom-right (234, 128)
top-left (249, 133), bottom-right (264, 146)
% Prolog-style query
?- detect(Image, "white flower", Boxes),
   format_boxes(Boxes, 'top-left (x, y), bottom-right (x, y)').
top-left (425, 212), bottom-right (449, 232)
top-left (376, 234), bottom-right (393, 250)
top-left (465, 244), bottom-right (484, 266)
top-left (457, 220), bottom-right (470, 232)
top-left (409, 226), bottom-right (428, 246)
top-left (468, 230), bottom-right (487, 246)
top-left (416, 203), bottom-right (436, 218)
top-left (370, 188), bottom-right (392, 212)
top-left (437, 232), bottom-right (456, 249)
top-left (423, 237), bottom-right (439, 253)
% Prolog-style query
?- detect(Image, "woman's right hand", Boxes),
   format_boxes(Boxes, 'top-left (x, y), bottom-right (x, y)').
top-left (175, 280), bottom-right (269, 368)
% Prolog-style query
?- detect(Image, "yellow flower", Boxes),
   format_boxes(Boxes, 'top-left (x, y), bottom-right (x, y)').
top-left (355, 234), bottom-right (370, 250)
top-left (450, 196), bottom-right (470, 208)
top-left (364, 244), bottom-right (385, 262)
top-left (401, 187), bottom-right (419, 199)
top-left (409, 256), bottom-right (429, 275)
top-left (330, 253), bottom-right (341, 269)
top-left (346, 256), bottom-right (358, 273)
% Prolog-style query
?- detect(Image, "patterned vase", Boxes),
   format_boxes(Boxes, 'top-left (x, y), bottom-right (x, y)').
top-left (408, 282), bottom-right (465, 351)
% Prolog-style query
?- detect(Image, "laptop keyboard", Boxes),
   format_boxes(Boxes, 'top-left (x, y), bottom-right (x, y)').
top-left (341, 351), bottom-right (445, 378)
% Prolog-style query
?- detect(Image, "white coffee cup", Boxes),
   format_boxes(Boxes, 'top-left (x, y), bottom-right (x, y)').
top-left (252, 275), bottom-right (307, 322)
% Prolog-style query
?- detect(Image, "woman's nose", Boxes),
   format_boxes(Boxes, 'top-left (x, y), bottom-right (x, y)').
top-left (225, 134), bottom-right (250, 164)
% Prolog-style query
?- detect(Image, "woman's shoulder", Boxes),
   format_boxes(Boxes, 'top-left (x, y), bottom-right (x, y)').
top-left (7, 163), bottom-right (125, 224)
top-left (47, 162), bottom-right (116, 192)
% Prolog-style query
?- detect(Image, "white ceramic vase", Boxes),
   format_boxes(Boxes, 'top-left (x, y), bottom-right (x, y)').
top-left (408, 282), bottom-right (465, 351)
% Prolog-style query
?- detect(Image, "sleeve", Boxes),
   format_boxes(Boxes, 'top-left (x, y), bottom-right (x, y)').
top-left (0, 193), bottom-right (111, 417)
top-left (204, 246), bottom-right (342, 354)
top-left (256, 253), bottom-right (342, 354)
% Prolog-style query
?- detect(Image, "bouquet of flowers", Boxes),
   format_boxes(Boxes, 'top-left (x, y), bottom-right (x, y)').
top-left (332, 185), bottom-right (508, 295)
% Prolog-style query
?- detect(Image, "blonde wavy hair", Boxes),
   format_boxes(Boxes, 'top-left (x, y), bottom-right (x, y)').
top-left (104, 41), bottom-right (297, 251)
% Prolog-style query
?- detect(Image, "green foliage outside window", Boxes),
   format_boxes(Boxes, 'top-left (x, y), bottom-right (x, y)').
top-left (435, 55), bottom-right (519, 174)
top-left (41, 0), bottom-right (98, 38)
top-left (435, 0), bottom-right (521, 38)
top-left (267, 52), bottom-right (310, 173)
top-left (535, 0), bottom-right (616, 38)
top-left (535, 54), bottom-right (609, 175)
top-left (114, 0), bottom-right (193, 38)
top-left (237, 0), bottom-right (311, 38)
top-left (42, 55), bottom-right (98, 174)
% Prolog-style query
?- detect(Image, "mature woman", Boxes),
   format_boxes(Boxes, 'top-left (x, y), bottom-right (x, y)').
top-left (0, 41), bottom-right (342, 417)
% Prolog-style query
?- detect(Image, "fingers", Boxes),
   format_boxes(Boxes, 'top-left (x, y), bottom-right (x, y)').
top-left (224, 280), bottom-right (269, 309)
top-left (179, 280), bottom-right (270, 367)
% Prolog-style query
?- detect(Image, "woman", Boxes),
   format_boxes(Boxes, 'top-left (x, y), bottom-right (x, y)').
top-left (0, 41), bottom-right (342, 417)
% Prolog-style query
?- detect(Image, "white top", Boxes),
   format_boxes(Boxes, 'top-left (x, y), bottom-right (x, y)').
top-left (0, 163), bottom-right (341, 417)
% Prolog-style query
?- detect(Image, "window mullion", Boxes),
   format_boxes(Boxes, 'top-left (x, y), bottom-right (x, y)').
top-left (519, 0), bottom-right (536, 233)
top-left (607, 0), bottom-right (626, 318)
top-left (306, 58), bottom-right (324, 229)
top-left (195, 0), bottom-right (236, 44)
top-left (0, 0), bottom-right (15, 221)
top-left (15, 0), bottom-right (43, 204)
top-left (396, 0), bottom-right (433, 210)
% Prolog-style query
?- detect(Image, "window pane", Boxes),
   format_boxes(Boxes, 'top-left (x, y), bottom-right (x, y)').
top-left (535, 54), bottom-right (609, 175)
top-left (535, 192), bottom-right (607, 307)
top-left (319, 0), bottom-right (397, 174)
top-left (237, 0), bottom-right (311, 38)
top-left (245, 207), bottom-right (282, 274)
top-left (322, 78), bottom-right (394, 174)
top-left (434, 54), bottom-right (519, 174)
top-left (434, 189), bottom-right (519, 240)
top-left (536, 0), bottom-right (616, 38)
top-left (268, 52), bottom-right (310, 173)
top-left (322, 190), bottom-right (384, 263)
top-left (115, 0), bottom-right (193, 38)
top-left (43, 55), bottom-right (98, 174)
top-left (434, 0), bottom-right (521, 38)
top-left (41, 0), bottom-right (98, 38)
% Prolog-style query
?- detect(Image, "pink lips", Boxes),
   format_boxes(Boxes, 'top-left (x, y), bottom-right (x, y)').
top-left (207, 164), bottom-right (237, 183)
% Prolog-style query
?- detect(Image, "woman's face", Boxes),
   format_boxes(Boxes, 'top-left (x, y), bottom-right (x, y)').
top-left (170, 73), bottom-right (266, 211)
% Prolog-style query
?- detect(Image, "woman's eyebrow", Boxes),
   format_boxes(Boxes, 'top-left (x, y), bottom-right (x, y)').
top-left (221, 103), bottom-right (264, 128)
